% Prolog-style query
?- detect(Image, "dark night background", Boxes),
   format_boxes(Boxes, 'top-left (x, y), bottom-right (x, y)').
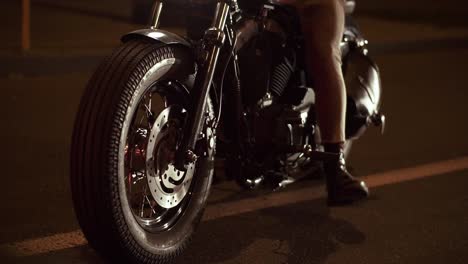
top-left (1, 0), bottom-right (468, 263)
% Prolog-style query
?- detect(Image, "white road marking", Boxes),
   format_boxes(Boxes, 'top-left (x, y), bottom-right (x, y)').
top-left (2, 156), bottom-right (468, 257)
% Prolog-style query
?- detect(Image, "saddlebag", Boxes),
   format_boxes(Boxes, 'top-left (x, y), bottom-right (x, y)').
top-left (344, 48), bottom-right (382, 139)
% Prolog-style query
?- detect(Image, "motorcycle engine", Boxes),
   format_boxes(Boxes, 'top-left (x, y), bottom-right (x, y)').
top-left (238, 2), bottom-right (303, 106)
top-left (240, 99), bottom-right (314, 187)
top-left (232, 3), bottom-right (317, 185)
top-left (246, 100), bottom-right (308, 157)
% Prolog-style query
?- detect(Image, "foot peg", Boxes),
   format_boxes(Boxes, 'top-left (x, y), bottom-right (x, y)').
top-left (303, 145), bottom-right (341, 162)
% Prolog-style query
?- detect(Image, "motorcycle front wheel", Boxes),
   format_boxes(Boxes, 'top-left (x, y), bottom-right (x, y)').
top-left (71, 39), bottom-right (215, 263)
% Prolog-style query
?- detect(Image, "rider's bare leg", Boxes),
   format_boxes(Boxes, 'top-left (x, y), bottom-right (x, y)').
top-left (298, 0), bottom-right (347, 144)
top-left (278, 0), bottom-right (369, 205)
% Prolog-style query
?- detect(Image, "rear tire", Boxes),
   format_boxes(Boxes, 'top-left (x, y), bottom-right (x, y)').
top-left (71, 40), bottom-right (215, 263)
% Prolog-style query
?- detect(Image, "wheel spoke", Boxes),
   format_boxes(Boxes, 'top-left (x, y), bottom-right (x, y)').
top-left (145, 195), bottom-right (157, 216)
top-left (140, 185), bottom-right (148, 218)
top-left (143, 93), bottom-right (154, 128)
top-left (130, 170), bottom-right (144, 184)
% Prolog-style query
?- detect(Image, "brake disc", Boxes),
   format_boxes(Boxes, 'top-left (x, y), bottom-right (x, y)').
top-left (145, 106), bottom-right (195, 209)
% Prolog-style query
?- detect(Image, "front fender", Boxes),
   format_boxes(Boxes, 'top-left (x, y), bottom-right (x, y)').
top-left (121, 29), bottom-right (192, 48)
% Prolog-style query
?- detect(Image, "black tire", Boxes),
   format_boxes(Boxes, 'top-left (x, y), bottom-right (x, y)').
top-left (71, 39), bottom-right (215, 264)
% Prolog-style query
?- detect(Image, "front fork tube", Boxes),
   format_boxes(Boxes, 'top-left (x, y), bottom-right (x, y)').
top-left (227, 51), bottom-right (243, 154)
top-left (176, 2), bottom-right (230, 167)
top-left (150, 1), bottom-right (163, 29)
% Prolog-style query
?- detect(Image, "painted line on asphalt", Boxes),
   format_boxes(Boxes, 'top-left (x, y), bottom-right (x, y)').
top-left (0, 230), bottom-right (86, 257)
top-left (2, 156), bottom-right (468, 257)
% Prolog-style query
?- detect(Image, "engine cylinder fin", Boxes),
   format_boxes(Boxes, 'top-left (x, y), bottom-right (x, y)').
top-left (270, 56), bottom-right (294, 97)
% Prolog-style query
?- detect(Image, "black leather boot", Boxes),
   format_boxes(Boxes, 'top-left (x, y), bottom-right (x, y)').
top-left (324, 152), bottom-right (369, 206)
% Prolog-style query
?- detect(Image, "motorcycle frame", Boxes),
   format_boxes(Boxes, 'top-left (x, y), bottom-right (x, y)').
top-left (139, 0), bottom-right (340, 169)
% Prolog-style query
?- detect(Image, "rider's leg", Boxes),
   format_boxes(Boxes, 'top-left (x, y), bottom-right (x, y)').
top-left (296, 0), bottom-right (369, 205)
top-left (299, 0), bottom-right (346, 143)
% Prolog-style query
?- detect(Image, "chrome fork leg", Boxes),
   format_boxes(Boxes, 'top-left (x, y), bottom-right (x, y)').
top-left (150, 1), bottom-right (164, 29)
top-left (175, 2), bottom-right (230, 169)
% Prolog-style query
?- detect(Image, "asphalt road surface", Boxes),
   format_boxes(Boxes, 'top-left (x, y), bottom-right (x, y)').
top-left (1, 1), bottom-right (468, 264)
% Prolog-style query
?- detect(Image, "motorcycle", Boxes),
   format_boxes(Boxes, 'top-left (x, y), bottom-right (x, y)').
top-left (70, 0), bottom-right (384, 263)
